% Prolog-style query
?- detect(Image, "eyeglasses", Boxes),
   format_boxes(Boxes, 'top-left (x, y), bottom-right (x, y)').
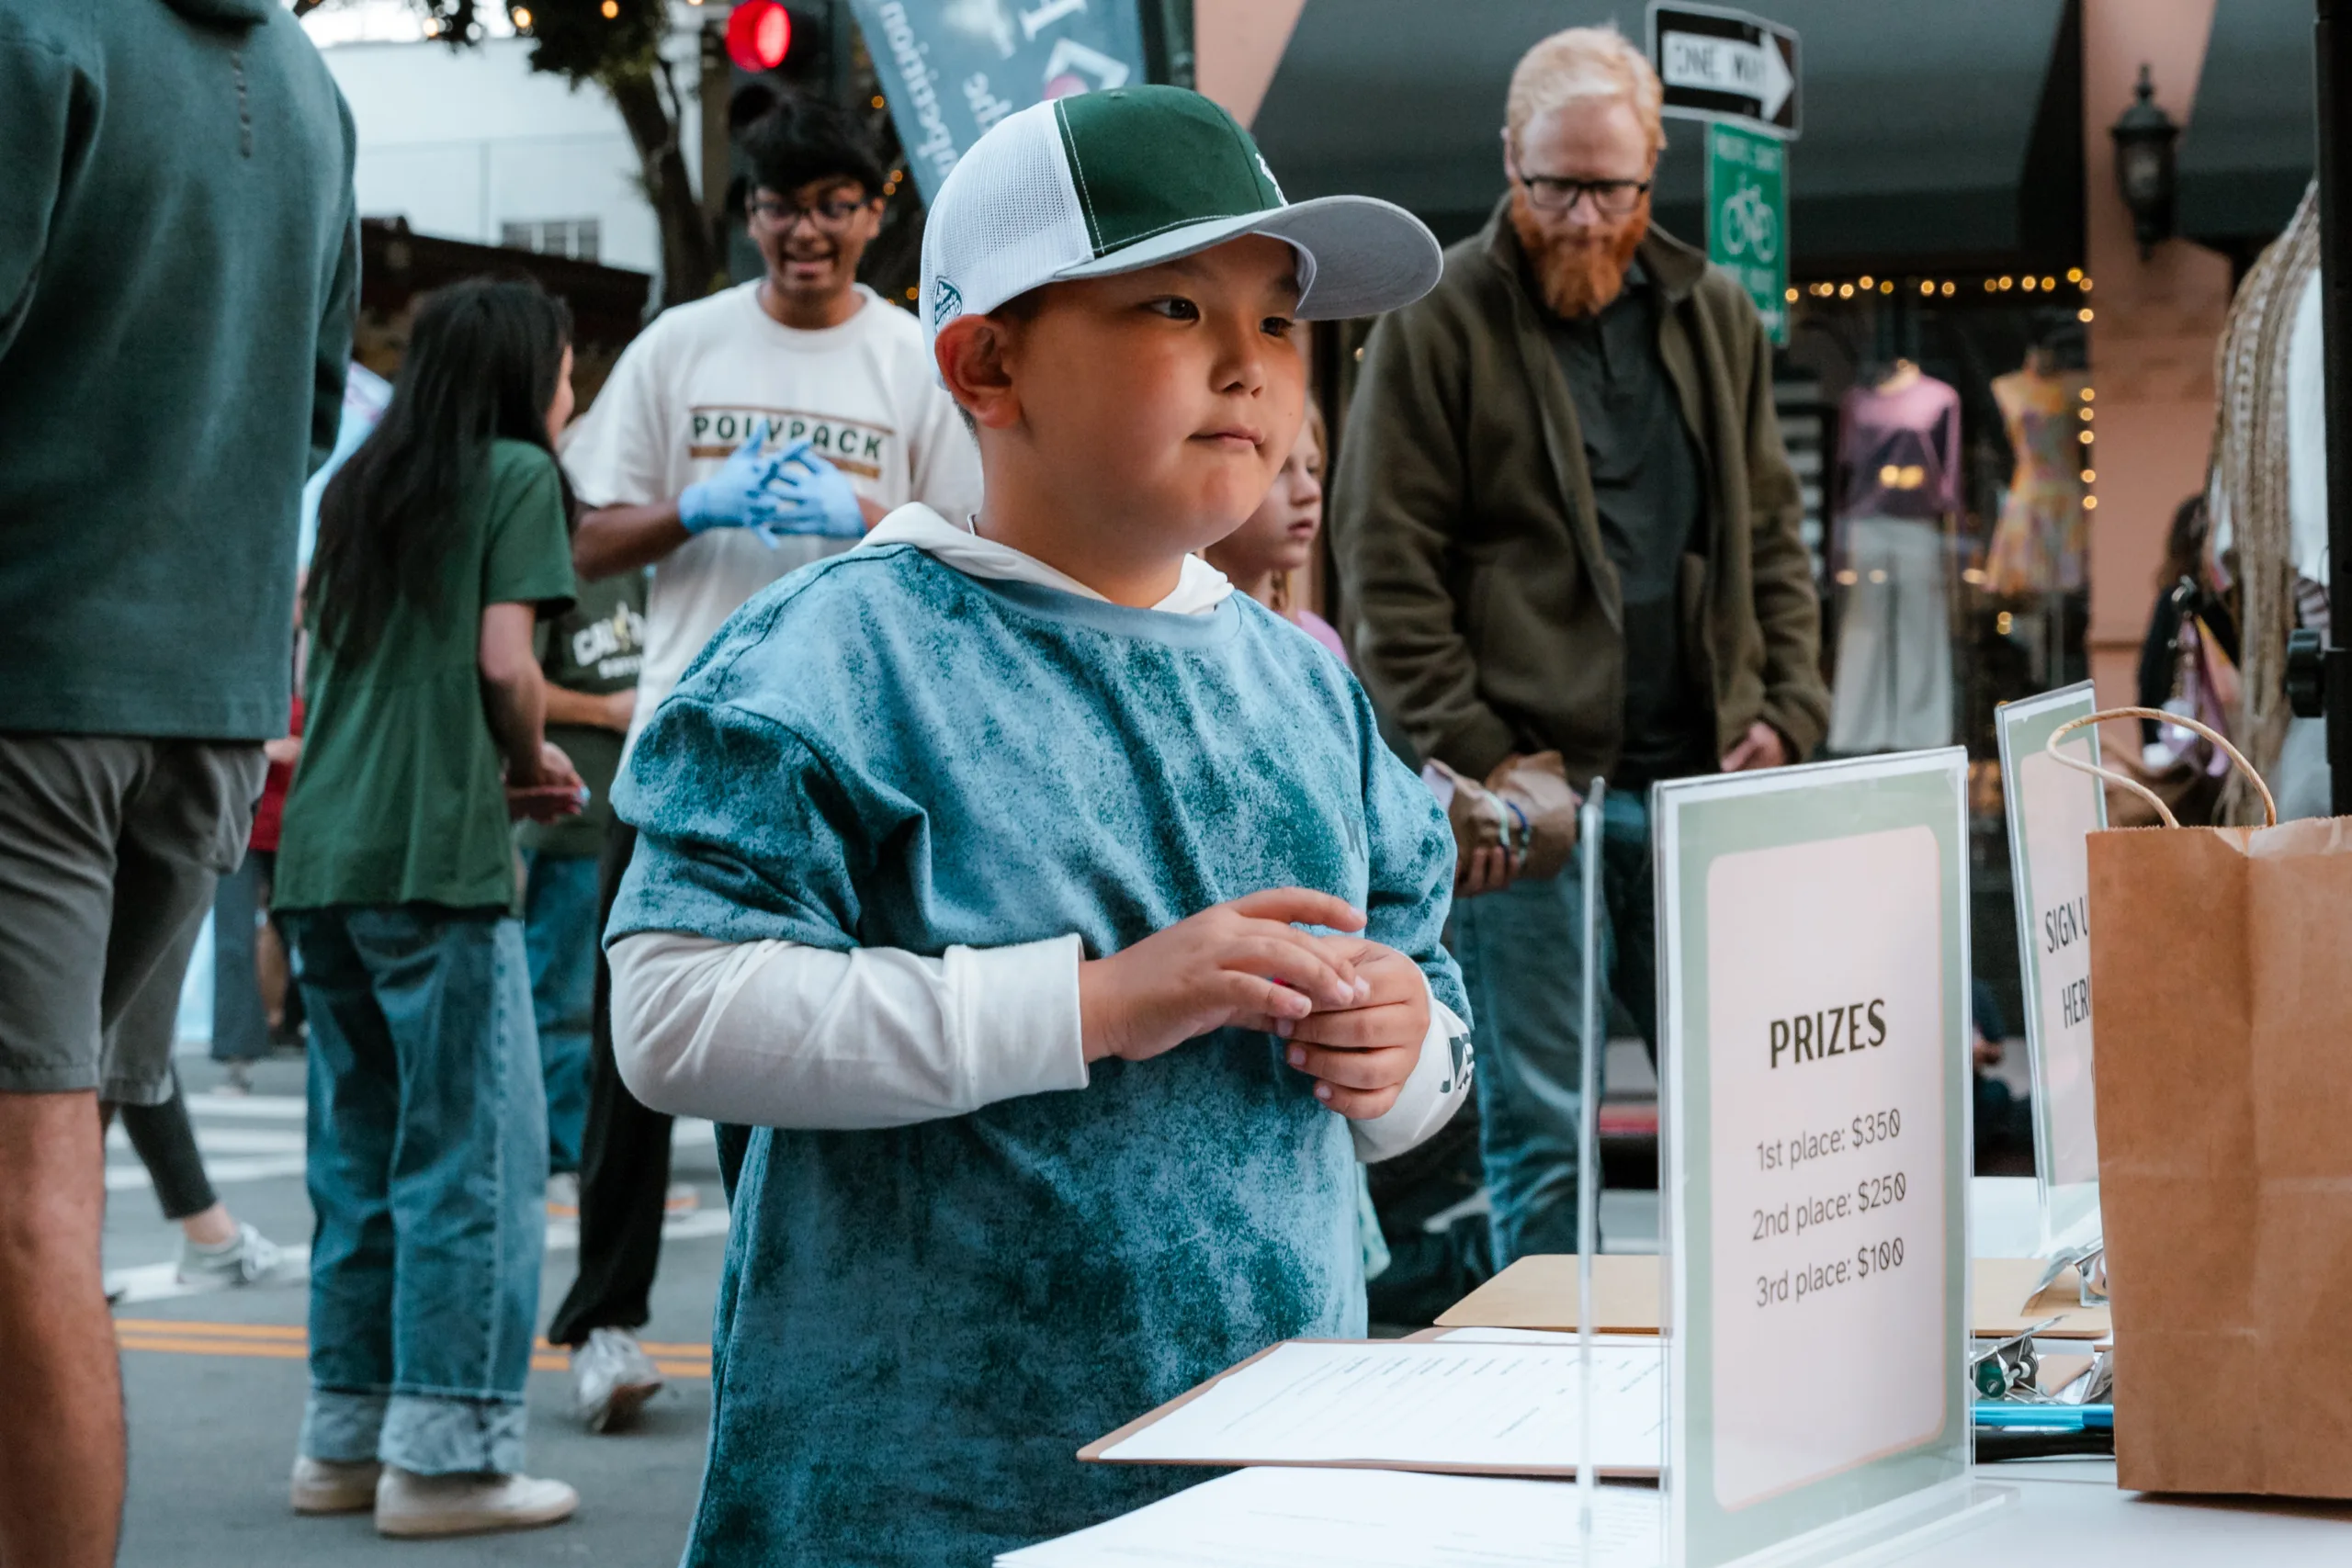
top-left (1515, 175), bottom-right (1651, 218)
top-left (748, 196), bottom-right (871, 232)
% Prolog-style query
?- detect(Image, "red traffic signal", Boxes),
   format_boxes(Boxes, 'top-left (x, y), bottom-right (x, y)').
top-left (725, 1), bottom-right (791, 72)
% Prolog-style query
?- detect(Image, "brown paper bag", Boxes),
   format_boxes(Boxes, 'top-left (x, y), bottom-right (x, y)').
top-left (2055, 707), bottom-right (2352, 1498)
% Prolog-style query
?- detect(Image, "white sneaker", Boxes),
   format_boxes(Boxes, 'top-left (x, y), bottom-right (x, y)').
top-left (546, 1172), bottom-right (580, 1218)
top-left (290, 1455), bottom-right (381, 1515)
top-left (571, 1325), bottom-right (663, 1433)
top-left (373, 1466), bottom-right (577, 1538)
top-left (176, 1222), bottom-right (301, 1288)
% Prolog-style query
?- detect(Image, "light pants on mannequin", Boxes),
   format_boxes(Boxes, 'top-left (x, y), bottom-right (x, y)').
top-left (1827, 515), bottom-right (1953, 753)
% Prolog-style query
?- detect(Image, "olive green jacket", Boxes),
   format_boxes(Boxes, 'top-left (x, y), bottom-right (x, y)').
top-left (1330, 205), bottom-right (1829, 787)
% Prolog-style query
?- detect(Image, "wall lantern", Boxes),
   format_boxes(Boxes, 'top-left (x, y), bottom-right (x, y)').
top-left (2110, 64), bottom-right (2180, 259)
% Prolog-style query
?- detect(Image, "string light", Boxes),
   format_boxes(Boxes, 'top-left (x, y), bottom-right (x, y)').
top-left (2078, 430), bottom-right (2094, 446)
top-left (2078, 307), bottom-right (2095, 322)
top-left (1838, 283), bottom-right (1854, 299)
top-left (2082, 468), bottom-right (2097, 482)
top-left (1918, 279), bottom-right (1933, 296)
top-left (1998, 276), bottom-right (2014, 290)
top-left (511, 5), bottom-right (531, 24)
top-left (1859, 276), bottom-right (1874, 289)
top-left (1784, 287), bottom-right (1799, 302)
top-left (2066, 266), bottom-right (2084, 283)
top-left (1880, 280), bottom-right (1894, 294)
top-left (872, 95), bottom-right (887, 108)
top-left (2022, 276), bottom-right (2038, 292)
top-left (2081, 388), bottom-right (2095, 400)
top-left (600, 0), bottom-right (617, 17)
top-left (2041, 276), bottom-right (2056, 291)
top-left (2084, 495), bottom-right (2098, 509)
top-left (1939, 281), bottom-right (1954, 295)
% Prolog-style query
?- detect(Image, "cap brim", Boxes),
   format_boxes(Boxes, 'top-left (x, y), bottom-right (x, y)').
top-left (1048, 195), bottom-right (1442, 320)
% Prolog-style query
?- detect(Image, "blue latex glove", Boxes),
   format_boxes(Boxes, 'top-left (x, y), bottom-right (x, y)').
top-left (755, 440), bottom-right (868, 540)
top-left (678, 422), bottom-right (795, 535)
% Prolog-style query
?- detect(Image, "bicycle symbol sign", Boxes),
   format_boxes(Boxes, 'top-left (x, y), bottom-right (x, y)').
top-left (1719, 184), bottom-right (1779, 265)
top-left (1705, 119), bottom-right (1788, 345)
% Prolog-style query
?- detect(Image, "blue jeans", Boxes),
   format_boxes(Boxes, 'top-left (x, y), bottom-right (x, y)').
top-left (210, 848), bottom-right (272, 1063)
top-left (288, 906), bottom-right (548, 1475)
top-left (519, 849), bottom-right (599, 1175)
top-left (1448, 788), bottom-right (1657, 1267)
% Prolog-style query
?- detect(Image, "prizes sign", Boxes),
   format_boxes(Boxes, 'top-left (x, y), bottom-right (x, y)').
top-left (850, 0), bottom-right (1149, 202)
top-left (1656, 751), bottom-right (1979, 1565)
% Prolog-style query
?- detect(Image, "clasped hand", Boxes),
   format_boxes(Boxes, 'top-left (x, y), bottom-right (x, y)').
top-left (678, 423), bottom-right (866, 541)
top-left (1076, 890), bottom-right (1430, 1120)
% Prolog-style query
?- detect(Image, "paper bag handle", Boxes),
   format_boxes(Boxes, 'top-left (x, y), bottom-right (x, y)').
top-left (2043, 706), bottom-right (2278, 830)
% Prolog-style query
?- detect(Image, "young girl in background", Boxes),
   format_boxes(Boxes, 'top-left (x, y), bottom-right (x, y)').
top-left (273, 279), bottom-right (583, 1538)
top-left (1204, 402), bottom-right (1347, 663)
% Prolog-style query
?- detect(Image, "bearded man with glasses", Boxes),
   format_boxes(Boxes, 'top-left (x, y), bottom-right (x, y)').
top-left (1331, 26), bottom-right (1827, 1268)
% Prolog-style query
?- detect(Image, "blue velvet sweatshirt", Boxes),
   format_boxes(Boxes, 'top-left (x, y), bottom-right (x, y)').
top-left (607, 541), bottom-right (1466, 1566)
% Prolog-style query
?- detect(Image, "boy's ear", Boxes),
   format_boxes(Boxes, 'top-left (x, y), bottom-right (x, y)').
top-left (936, 314), bottom-right (1022, 433)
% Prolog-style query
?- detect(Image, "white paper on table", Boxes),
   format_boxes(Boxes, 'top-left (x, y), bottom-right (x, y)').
top-left (1437, 1327), bottom-right (1658, 1348)
top-left (1093, 1339), bottom-right (1664, 1472)
top-left (998, 1465), bottom-right (1663, 1567)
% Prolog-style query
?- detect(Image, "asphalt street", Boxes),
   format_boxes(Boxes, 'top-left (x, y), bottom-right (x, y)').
top-left (106, 1050), bottom-right (728, 1568)
top-left (104, 1042), bottom-right (1676, 1566)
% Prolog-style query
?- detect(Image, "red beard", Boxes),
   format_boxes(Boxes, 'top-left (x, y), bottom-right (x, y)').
top-left (1510, 194), bottom-right (1649, 319)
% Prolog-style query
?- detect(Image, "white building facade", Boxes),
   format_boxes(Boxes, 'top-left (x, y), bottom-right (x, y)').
top-left (302, 4), bottom-right (707, 283)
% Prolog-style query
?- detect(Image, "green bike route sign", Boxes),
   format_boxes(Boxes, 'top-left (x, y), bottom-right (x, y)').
top-left (1706, 120), bottom-right (1787, 346)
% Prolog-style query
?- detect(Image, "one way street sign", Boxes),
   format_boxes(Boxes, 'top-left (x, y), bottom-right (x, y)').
top-left (1647, 2), bottom-right (1800, 140)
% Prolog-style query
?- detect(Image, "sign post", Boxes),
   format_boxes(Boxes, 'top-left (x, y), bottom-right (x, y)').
top-left (1994, 683), bottom-right (2108, 1258)
top-left (1655, 751), bottom-right (2007, 1566)
top-left (1651, 4), bottom-right (1799, 346)
top-left (1704, 122), bottom-right (1788, 345)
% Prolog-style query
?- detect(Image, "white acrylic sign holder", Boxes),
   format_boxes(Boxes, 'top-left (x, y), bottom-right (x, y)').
top-left (1651, 751), bottom-right (2010, 1568)
top-left (1993, 682), bottom-right (2106, 1259)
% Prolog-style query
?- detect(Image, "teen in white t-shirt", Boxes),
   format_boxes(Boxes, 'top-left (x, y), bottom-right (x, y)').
top-left (565, 281), bottom-right (978, 746)
top-left (563, 113), bottom-right (979, 754)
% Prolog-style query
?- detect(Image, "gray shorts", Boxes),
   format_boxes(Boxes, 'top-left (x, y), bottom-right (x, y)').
top-left (0, 736), bottom-right (266, 1105)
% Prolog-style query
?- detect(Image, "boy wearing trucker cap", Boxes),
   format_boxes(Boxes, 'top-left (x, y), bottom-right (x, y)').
top-left (603, 86), bottom-right (1467, 1562)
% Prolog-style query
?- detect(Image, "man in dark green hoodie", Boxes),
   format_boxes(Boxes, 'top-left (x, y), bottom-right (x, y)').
top-left (0, 2), bottom-right (356, 1561)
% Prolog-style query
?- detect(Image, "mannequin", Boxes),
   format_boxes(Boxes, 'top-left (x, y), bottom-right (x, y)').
top-left (1826, 357), bottom-right (1962, 752)
top-left (1984, 345), bottom-right (2090, 596)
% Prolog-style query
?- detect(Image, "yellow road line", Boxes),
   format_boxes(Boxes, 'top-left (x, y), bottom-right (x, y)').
top-left (116, 1321), bottom-right (710, 1380)
top-left (117, 1336), bottom-right (308, 1359)
top-left (116, 1318), bottom-right (305, 1340)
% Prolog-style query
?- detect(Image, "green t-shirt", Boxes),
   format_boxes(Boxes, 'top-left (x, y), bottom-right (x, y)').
top-left (275, 440), bottom-right (577, 911)
top-left (516, 569), bottom-right (647, 859)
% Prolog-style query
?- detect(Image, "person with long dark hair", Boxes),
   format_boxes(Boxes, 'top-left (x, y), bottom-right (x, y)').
top-left (272, 278), bottom-right (583, 1538)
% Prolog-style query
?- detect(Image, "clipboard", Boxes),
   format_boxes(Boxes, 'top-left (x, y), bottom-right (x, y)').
top-left (1431, 1253), bottom-right (2110, 1340)
top-left (1078, 1337), bottom-right (1663, 1480)
top-left (1432, 1254), bottom-right (1662, 1333)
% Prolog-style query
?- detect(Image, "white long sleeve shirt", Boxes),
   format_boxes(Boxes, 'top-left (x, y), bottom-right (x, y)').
top-left (606, 506), bottom-right (1473, 1162)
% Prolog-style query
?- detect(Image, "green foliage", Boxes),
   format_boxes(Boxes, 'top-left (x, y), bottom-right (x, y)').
top-left (418, 0), bottom-right (668, 85)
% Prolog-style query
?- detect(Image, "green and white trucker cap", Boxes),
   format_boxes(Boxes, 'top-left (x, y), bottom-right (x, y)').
top-left (918, 85), bottom-right (1441, 366)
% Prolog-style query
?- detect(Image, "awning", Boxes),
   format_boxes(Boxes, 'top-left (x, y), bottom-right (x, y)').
top-left (2176, 0), bottom-right (2312, 249)
top-left (1250, 0), bottom-right (2081, 276)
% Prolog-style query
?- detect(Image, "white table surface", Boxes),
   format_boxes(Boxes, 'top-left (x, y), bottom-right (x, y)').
top-left (1905, 1461), bottom-right (2352, 1564)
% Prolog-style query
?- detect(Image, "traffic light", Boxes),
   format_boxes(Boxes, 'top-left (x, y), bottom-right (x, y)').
top-left (724, 1), bottom-right (790, 72)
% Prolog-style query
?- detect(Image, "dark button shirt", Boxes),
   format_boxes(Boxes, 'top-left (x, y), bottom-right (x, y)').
top-left (1547, 263), bottom-right (1711, 785)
